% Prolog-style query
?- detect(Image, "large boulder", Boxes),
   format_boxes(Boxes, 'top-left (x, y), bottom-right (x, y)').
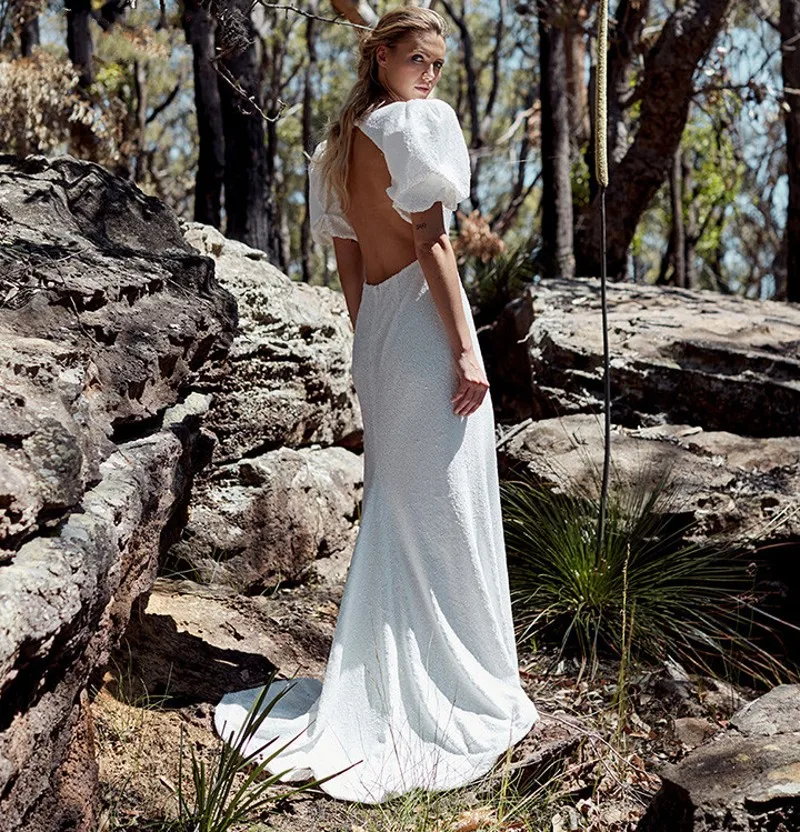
top-left (0, 155), bottom-right (236, 832)
top-left (498, 414), bottom-right (800, 543)
top-left (482, 277), bottom-right (800, 437)
top-left (168, 223), bottom-right (365, 592)
top-left (636, 684), bottom-right (800, 831)
top-left (489, 280), bottom-right (800, 649)
top-left (182, 222), bottom-right (362, 463)
top-left (168, 444), bottom-right (363, 591)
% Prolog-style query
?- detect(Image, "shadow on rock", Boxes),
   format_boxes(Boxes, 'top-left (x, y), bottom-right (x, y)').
top-left (102, 609), bottom-right (277, 707)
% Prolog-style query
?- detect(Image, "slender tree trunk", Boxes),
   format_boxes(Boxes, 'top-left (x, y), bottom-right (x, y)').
top-left (66, 0), bottom-right (93, 87)
top-left (670, 147), bottom-right (686, 287)
top-left (683, 151), bottom-right (697, 289)
top-left (20, 15), bottom-right (40, 56)
top-left (656, 233), bottom-right (673, 285)
top-left (261, 6), bottom-right (289, 269)
top-left (301, 1), bottom-right (318, 283)
top-left (133, 60), bottom-right (148, 182)
top-left (182, 0), bottom-right (225, 227)
top-left (565, 7), bottom-right (590, 150)
top-left (66, 0), bottom-right (101, 159)
top-left (216, 0), bottom-right (268, 251)
top-left (538, 0), bottom-right (575, 277)
top-left (780, 0), bottom-right (800, 302)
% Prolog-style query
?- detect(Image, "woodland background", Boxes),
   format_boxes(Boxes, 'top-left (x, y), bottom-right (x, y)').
top-left (0, 0), bottom-right (797, 302)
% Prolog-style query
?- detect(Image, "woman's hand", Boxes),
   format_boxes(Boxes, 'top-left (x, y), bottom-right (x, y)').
top-left (451, 347), bottom-right (490, 416)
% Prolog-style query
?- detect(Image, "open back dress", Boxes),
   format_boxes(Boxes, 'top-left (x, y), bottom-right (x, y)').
top-left (213, 97), bottom-right (539, 804)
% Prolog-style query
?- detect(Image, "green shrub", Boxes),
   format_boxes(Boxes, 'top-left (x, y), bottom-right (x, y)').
top-left (464, 236), bottom-right (536, 328)
top-left (501, 459), bottom-right (798, 686)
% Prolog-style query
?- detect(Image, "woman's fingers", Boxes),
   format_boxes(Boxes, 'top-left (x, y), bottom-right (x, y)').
top-left (452, 379), bottom-right (489, 415)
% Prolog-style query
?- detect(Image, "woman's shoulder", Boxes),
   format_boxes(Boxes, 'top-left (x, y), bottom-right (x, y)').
top-left (359, 97), bottom-right (459, 134)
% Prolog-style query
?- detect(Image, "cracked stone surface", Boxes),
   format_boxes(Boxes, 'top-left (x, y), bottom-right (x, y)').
top-left (481, 276), bottom-right (800, 438)
top-left (636, 685), bottom-right (800, 830)
top-left (0, 154), bottom-right (237, 832)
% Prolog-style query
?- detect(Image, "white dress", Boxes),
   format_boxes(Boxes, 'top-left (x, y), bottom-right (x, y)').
top-left (214, 97), bottom-right (539, 804)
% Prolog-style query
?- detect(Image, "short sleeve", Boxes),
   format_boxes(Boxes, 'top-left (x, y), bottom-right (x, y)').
top-left (380, 99), bottom-right (471, 221)
top-left (308, 140), bottom-right (359, 247)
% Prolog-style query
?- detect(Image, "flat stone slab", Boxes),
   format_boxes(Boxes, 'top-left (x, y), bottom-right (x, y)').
top-left (637, 684), bottom-right (800, 831)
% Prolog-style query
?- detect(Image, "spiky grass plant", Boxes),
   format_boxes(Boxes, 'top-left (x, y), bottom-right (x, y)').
top-left (465, 236), bottom-right (538, 328)
top-left (166, 672), bottom-right (356, 832)
top-left (501, 457), bottom-right (798, 687)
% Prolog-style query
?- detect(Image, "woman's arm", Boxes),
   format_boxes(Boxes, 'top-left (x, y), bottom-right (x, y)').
top-left (333, 237), bottom-right (364, 330)
top-left (411, 202), bottom-right (489, 416)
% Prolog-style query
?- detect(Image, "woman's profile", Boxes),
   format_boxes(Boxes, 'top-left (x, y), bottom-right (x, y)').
top-left (214, 6), bottom-right (540, 804)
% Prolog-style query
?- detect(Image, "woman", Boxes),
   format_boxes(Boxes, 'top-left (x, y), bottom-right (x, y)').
top-left (214, 6), bottom-right (539, 804)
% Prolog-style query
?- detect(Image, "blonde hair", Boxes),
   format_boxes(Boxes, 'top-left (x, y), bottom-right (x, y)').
top-left (314, 6), bottom-right (450, 215)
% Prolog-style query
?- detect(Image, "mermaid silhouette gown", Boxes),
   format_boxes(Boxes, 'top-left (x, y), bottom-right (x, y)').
top-left (213, 97), bottom-right (539, 804)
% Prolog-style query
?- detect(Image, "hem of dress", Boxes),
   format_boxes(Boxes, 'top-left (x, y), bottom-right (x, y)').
top-left (258, 703), bottom-right (541, 805)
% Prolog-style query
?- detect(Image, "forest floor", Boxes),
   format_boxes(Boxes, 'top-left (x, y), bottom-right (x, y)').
top-left (93, 577), bottom-right (758, 832)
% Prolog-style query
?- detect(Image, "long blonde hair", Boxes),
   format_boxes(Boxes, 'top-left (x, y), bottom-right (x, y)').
top-left (314, 6), bottom-right (450, 215)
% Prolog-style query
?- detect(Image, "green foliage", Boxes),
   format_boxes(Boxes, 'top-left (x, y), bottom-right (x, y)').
top-left (165, 672), bottom-right (355, 832)
top-left (570, 151), bottom-right (592, 210)
top-left (681, 117), bottom-right (746, 263)
top-left (635, 102), bottom-right (747, 285)
top-left (501, 457), bottom-right (798, 686)
top-left (463, 235), bottom-right (536, 327)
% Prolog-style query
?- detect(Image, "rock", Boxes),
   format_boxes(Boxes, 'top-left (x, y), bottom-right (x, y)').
top-left (636, 684), bottom-right (800, 831)
top-left (166, 445), bottom-right (363, 592)
top-left (482, 276), bottom-right (800, 438)
top-left (182, 222), bottom-right (363, 462)
top-left (115, 577), bottom-right (339, 703)
top-left (730, 683), bottom-right (800, 736)
top-left (0, 155), bottom-right (236, 832)
top-left (498, 413), bottom-right (800, 543)
top-left (701, 679), bottom-right (745, 718)
top-left (673, 717), bottom-right (717, 749)
top-left (497, 711), bottom-right (583, 791)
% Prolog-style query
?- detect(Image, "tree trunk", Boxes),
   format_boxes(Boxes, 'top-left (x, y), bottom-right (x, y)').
top-left (576, 0), bottom-right (731, 277)
top-left (133, 60), bottom-right (148, 182)
top-left (301, 1), bottom-right (319, 283)
top-left (66, 0), bottom-right (101, 159)
top-left (565, 7), bottom-right (590, 150)
top-left (670, 147), bottom-right (686, 288)
top-left (682, 151), bottom-right (697, 289)
top-left (20, 16), bottom-right (40, 56)
top-left (780, 0), bottom-right (800, 302)
top-left (217, 0), bottom-right (268, 251)
top-left (538, 0), bottom-right (574, 278)
top-left (181, 0), bottom-right (225, 228)
top-left (66, 0), bottom-right (93, 87)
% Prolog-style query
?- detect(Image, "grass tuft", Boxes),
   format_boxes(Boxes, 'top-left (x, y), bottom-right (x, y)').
top-left (501, 456), bottom-right (799, 688)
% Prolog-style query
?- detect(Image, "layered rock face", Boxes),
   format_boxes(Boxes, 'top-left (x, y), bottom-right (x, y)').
top-left (483, 277), bottom-right (800, 437)
top-left (485, 278), bottom-right (800, 544)
top-left (168, 224), bottom-right (364, 592)
top-left (0, 155), bottom-right (237, 831)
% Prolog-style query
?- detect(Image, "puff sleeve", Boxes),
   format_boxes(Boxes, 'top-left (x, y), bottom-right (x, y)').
top-left (308, 140), bottom-right (359, 247)
top-left (381, 98), bottom-right (471, 221)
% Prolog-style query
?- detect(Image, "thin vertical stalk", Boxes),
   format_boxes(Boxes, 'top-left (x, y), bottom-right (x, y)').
top-left (594, 0), bottom-right (611, 563)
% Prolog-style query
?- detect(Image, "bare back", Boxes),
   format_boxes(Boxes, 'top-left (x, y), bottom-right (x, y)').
top-left (344, 127), bottom-right (419, 286)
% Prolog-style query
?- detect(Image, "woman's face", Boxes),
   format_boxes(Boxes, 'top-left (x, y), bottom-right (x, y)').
top-left (376, 32), bottom-right (447, 101)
